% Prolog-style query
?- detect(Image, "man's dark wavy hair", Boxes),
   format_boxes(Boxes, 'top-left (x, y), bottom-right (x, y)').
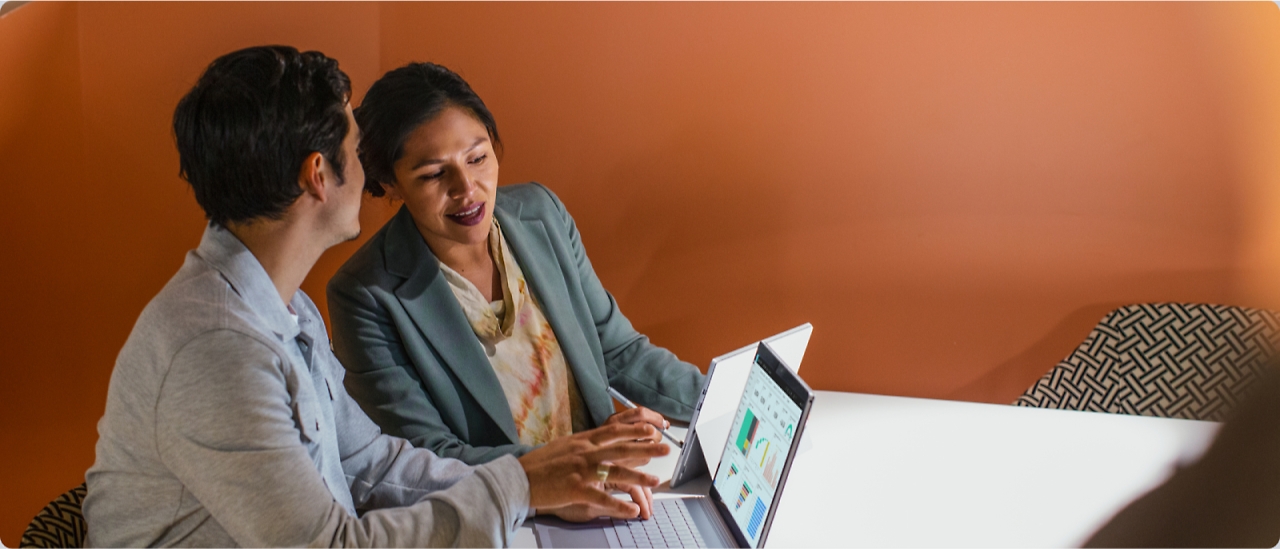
top-left (173, 45), bottom-right (351, 227)
top-left (355, 62), bottom-right (501, 197)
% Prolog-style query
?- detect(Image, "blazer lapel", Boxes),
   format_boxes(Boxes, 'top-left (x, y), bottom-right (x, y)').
top-left (495, 198), bottom-right (614, 427)
top-left (383, 207), bottom-right (522, 444)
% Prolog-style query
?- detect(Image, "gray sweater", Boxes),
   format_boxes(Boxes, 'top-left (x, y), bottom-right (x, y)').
top-left (84, 226), bottom-right (530, 547)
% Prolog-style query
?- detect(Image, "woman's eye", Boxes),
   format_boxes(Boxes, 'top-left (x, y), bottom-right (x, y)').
top-left (420, 170), bottom-right (445, 181)
top-left (469, 154), bottom-right (487, 165)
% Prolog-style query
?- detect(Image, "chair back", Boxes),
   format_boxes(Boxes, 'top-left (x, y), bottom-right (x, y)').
top-left (1015, 303), bottom-right (1279, 421)
top-left (19, 483), bottom-right (86, 548)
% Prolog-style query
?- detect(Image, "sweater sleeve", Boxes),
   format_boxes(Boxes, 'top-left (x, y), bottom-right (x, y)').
top-left (155, 330), bottom-right (529, 547)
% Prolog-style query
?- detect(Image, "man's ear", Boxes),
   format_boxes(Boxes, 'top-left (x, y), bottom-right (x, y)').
top-left (297, 152), bottom-right (329, 203)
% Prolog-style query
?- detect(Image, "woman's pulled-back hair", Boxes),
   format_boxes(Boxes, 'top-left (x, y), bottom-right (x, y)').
top-left (355, 62), bottom-right (501, 197)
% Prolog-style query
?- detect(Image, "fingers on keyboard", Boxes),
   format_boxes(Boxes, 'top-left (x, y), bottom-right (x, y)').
top-left (611, 499), bottom-right (706, 548)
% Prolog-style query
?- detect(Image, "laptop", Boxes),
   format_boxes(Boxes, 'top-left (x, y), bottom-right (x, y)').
top-left (672, 324), bottom-right (812, 488)
top-left (534, 340), bottom-right (816, 548)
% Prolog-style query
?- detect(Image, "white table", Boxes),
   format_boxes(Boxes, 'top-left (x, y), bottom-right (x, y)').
top-left (515, 390), bottom-right (1220, 548)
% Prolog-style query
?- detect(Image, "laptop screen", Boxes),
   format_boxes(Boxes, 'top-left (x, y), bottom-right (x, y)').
top-left (710, 349), bottom-right (805, 548)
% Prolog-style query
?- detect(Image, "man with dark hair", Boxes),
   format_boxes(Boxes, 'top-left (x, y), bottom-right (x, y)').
top-left (83, 45), bottom-right (666, 547)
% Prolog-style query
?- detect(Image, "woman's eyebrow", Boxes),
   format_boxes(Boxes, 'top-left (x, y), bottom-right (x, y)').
top-left (409, 137), bottom-right (489, 171)
top-left (464, 136), bottom-right (488, 153)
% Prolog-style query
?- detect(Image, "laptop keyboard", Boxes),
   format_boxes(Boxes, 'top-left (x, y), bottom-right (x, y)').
top-left (610, 499), bottom-right (708, 548)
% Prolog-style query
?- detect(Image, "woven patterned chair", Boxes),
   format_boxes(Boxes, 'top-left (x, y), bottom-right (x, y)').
top-left (20, 483), bottom-right (86, 548)
top-left (1014, 303), bottom-right (1280, 421)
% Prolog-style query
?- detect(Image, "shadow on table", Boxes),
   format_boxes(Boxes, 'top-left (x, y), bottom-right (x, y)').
top-left (1083, 370), bottom-right (1280, 548)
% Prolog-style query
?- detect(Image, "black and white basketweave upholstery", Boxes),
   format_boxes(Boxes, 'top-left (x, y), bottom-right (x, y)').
top-left (1014, 303), bottom-right (1280, 421)
top-left (20, 483), bottom-right (86, 548)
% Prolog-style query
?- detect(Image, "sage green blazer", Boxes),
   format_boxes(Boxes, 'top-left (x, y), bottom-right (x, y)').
top-left (327, 182), bottom-right (705, 464)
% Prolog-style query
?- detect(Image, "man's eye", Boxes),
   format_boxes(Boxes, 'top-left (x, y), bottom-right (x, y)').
top-left (469, 154), bottom-right (487, 165)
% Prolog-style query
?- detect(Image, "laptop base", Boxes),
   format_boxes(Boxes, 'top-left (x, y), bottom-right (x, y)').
top-left (533, 498), bottom-right (737, 548)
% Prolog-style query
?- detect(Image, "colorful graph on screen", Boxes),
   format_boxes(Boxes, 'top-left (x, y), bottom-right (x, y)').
top-left (746, 496), bottom-right (767, 539)
top-left (737, 409), bottom-right (759, 456)
top-left (763, 449), bottom-right (780, 489)
top-left (711, 354), bottom-right (806, 548)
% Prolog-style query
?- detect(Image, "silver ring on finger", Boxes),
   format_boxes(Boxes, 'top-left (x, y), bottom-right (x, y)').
top-left (596, 462), bottom-right (611, 484)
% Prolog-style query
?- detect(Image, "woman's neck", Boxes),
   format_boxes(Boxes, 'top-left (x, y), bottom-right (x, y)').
top-left (422, 230), bottom-right (502, 301)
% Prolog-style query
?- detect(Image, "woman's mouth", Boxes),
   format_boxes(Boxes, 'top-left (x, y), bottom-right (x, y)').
top-left (445, 202), bottom-right (486, 227)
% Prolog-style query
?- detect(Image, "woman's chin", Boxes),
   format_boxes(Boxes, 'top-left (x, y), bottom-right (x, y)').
top-left (416, 218), bottom-right (489, 252)
top-left (443, 223), bottom-right (490, 247)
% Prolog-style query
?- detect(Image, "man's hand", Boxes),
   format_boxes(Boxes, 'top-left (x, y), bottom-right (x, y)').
top-left (519, 423), bottom-right (669, 519)
top-left (602, 406), bottom-right (668, 445)
top-left (541, 484), bottom-right (655, 522)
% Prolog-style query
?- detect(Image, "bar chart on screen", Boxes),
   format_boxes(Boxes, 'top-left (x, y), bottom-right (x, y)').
top-left (747, 497), bottom-right (767, 540)
top-left (763, 449), bottom-right (779, 489)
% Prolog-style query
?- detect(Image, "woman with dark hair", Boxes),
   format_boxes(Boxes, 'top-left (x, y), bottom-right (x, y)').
top-left (327, 62), bottom-right (705, 502)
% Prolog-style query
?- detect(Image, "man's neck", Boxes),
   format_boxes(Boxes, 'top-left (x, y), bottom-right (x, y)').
top-left (226, 219), bottom-right (326, 306)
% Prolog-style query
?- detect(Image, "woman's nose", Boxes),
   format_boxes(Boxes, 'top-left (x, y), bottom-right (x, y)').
top-left (447, 169), bottom-right (478, 199)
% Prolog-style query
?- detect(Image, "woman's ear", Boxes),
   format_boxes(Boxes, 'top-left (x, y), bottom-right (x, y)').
top-left (381, 181), bottom-right (403, 202)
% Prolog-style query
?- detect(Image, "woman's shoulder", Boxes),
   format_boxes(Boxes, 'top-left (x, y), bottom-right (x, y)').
top-left (329, 206), bottom-right (412, 291)
top-left (497, 182), bottom-right (568, 219)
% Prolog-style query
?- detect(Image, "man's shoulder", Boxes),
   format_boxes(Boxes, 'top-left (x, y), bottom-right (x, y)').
top-left (130, 252), bottom-right (282, 361)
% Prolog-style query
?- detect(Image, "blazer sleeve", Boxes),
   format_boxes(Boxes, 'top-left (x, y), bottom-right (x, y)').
top-left (327, 270), bottom-right (534, 465)
top-left (537, 184), bottom-right (707, 421)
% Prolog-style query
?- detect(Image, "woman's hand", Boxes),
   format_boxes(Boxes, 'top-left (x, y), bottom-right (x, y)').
top-left (518, 423), bottom-right (668, 519)
top-left (603, 406), bottom-right (668, 445)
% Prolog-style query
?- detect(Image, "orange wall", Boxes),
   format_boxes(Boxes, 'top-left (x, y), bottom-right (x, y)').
top-left (0, 2), bottom-right (386, 542)
top-left (3, 2), bottom-right (1280, 544)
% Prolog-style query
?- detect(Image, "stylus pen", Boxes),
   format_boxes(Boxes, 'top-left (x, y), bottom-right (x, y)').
top-left (606, 386), bottom-right (685, 448)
